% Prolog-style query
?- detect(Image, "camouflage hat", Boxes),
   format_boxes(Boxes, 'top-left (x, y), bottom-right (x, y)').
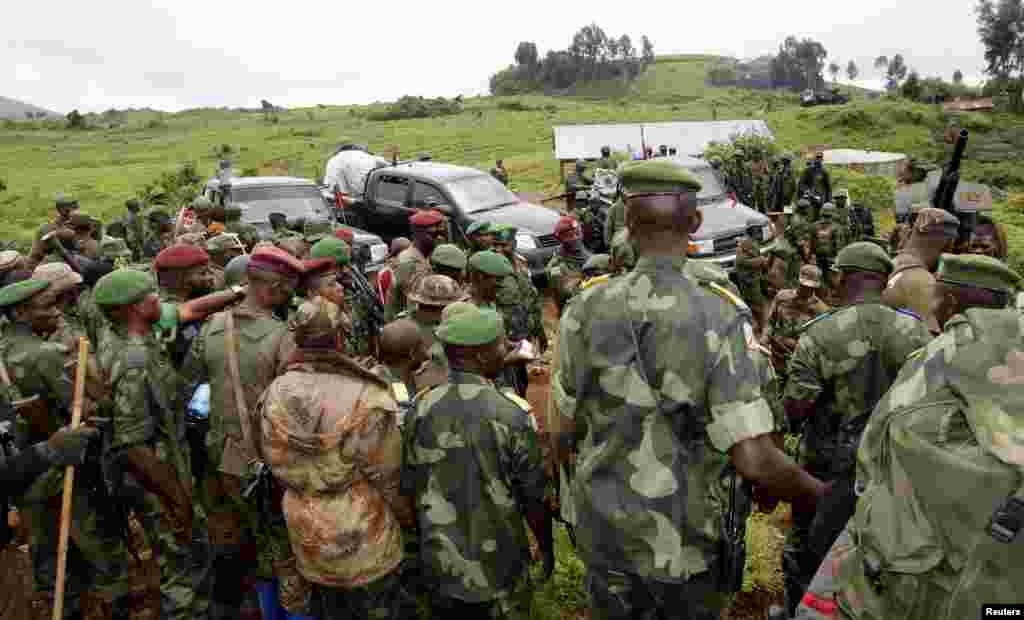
top-left (0, 279), bottom-right (50, 308)
top-left (309, 238), bottom-right (351, 267)
top-left (430, 244), bottom-right (468, 271)
top-left (191, 196), bottom-right (213, 212)
top-left (798, 264), bottom-right (824, 288)
top-left (936, 253), bottom-right (1022, 294)
top-left (582, 253), bottom-right (611, 273)
top-left (913, 207), bottom-right (960, 239)
top-left (468, 250), bottom-right (513, 276)
top-left (206, 233), bottom-right (245, 255)
top-left (491, 223), bottom-right (517, 242)
top-left (466, 221), bottom-right (493, 237)
top-left (435, 303), bottom-right (504, 346)
top-left (93, 269), bottom-right (156, 307)
top-left (0, 251), bottom-right (23, 273)
top-left (834, 241), bottom-right (893, 274)
top-left (224, 255), bottom-right (250, 288)
top-left (289, 296), bottom-right (344, 340)
top-left (409, 274), bottom-right (464, 307)
top-left (99, 237), bottom-right (132, 261)
top-left (31, 262), bottom-right (83, 294)
top-left (619, 160), bottom-right (702, 195)
top-left (440, 300), bottom-right (477, 323)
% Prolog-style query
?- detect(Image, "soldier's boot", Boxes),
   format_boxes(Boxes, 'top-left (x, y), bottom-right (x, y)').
top-left (80, 591), bottom-right (118, 620)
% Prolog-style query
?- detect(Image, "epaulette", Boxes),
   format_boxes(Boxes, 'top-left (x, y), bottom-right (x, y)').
top-left (705, 281), bottom-right (750, 312)
top-left (391, 382), bottom-right (411, 405)
top-left (894, 307), bottom-right (923, 322)
top-left (580, 273), bottom-right (612, 291)
top-left (500, 390), bottom-right (532, 413)
top-left (798, 308), bottom-right (841, 333)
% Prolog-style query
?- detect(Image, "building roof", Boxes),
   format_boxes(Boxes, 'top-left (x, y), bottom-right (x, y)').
top-left (823, 149), bottom-right (906, 165)
top-left (552, 120), bottom-right (773, 160)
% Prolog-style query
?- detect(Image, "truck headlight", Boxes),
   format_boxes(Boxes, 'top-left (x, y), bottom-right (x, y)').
top-left (515, 233), bottom-right (538, 250)
top-left (761, 224), bottom-right (774, 241)
top-left (687, 239), bottom-right (715, 257)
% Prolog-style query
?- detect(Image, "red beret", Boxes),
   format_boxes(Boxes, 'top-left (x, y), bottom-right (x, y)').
top-left (334, 227), bottom-right (354, 243)
top-left (248, 246), bottom-right (305, 276)
top-left (554, 216), bottom-right (581, 241)
top-left (154, 244), bottom-right (210, 271)
top-left (409, 209), bottom-right (445, 227)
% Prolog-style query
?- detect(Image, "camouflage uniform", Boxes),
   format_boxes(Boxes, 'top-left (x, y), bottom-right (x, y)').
top-left (384, 245), bottom-right (431, 322)
top-left (497, 253), bottom-right (543, 344)
top-left (556, 255), bottom-right (774, 620)
top-left (735, 235), bottom-right (767, 317)
top-left (402, 370), bottom-right (545, 617)
top-left (545, 250), bottom-right (586, 315)
top-left (796, 308), bottom-right (1024, 620)
top-left (782, 290), bottom-right (930, 615)
top-left (812, 207), bottom-right (847, 275)
top-left (764, 287), bottom-right (829, 389)
top-left (222, 207), bottom-right (260, 251)
top-left (603, 199), bottom-right (625, 250)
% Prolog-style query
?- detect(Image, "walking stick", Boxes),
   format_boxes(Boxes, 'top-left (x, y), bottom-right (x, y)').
top-left (53, 337), bottom-right (89, 620)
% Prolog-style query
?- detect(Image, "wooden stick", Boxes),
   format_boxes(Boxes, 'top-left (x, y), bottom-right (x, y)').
top-left (53, 337), bottom-right (89, 620)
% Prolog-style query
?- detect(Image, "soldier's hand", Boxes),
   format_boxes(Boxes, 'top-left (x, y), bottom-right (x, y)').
top-left (40, 425), bottom-right (100, 467)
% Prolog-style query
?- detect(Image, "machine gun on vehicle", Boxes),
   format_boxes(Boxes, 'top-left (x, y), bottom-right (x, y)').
top-left (931, 129), bottom-right (972, 247)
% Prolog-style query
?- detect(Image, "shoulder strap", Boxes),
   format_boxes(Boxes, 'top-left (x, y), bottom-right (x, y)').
top-left (224, 311), bottom-right (256, 456)
top-left (0, 350), bottom-right (12, 389)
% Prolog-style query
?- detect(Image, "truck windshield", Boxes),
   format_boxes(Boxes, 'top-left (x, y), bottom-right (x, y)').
top-left (232, 186), bottom-right (328, 223)
top-left (445, 175), bottom-right (518, 213)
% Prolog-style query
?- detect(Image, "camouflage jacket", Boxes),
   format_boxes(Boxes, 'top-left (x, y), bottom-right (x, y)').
top-left (784, 293), bottom-right (931, 472)
top-left (603, 199), bottom-right (625, 250)
top-left (384, 245), bottom-right (431, 322)
top-left (181, 303), bottom-right (292, 478)
top-left (555, 255), bottom-right (774, 582)
top-left (496, 254), bottom-right (543, 342)
top-left (545, 250), bottom-right (586, 311)
top-left (401, 370), bottom-right (545, 602)
top-left (224, 222), bottom-right (260, 250)
top-left (343, 280), bottom-right (373, 357)
top-left (734, 239), bottom-right (766, 304)
top-left (813, 219), bottom-right (847, 259)
top-left (257, 350), bottom-right (408, 589)
top-left (764, 289), bottom-right (830, 379)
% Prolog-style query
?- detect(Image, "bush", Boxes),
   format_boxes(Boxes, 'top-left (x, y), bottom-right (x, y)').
top-left (146, 119), bottom-right (166, 130)
top-left (497, 100), bottom-right (535, 112)
top-left (366, 96), bottom-right (464, 121)
top-left (820, 107), bottom-right (890, 132)
top-left (138, 162), bottom-right (202, 207)
top-left (828, 169), bottom-right (896, 213)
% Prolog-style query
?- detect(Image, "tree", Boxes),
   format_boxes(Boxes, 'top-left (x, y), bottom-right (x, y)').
top-left (901, 70), bottom-right (923, 100)
top-left (65, 109), bottom-right (85, 129)
top-left (976, 0), bottom-right (1024, 109)
top-left (885, 54), bottom-right (908, 90)
top-left (514, 41), bottom-right (539, 68)
top-left (641, 35), bottom-right (655, 66)
top-left (828, 61), bottom-right (841, 83)
top-left (846, 60), bottom-right (860, 82)
top-left (771, 36), bottom-right (827, 90)
top-left (953, 69), bottom-right (965, 84)
top-left (874, 55), bottom-right (889, 71)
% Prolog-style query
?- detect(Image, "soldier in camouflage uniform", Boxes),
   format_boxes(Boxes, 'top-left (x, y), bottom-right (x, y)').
top-left (68, 214), bottom-right (102, 259)
top-left (205, 233), bottom-right (245, 273)
top-left (794, 255), bottom-right (1023, 620)
top-left (219, 206), bottom-right (260, 251)
top-left (255, 296), bottom-right (415, 619)
top-left (492, 224), bottom-right (546, 353)
top-left (778, 242), bottom-right (931, 618)
top-left (464, 221), bottom-right (495, 254)
top-left (603, 197), bottom-right (625, 251)
top-left (764, 265), bottom-right (830, 387)
top-left (310, 238), bottom-right (377, 359)
top-left (609, 229), bottom-right (636, 274)
top-left (402, 302), bottom-right (551, 618)
top-left (304, 240), bottom-right (368, 360)
top-left (93, 269), bottom-right (199, 620)
top-left (181, 246), bottom-right (305, 620)
top-left (429, 243), bottom-right (468, 286)
top-left (545, 216), bottom-right (590, 316)
top-left (397, 274), bottom-right (465, 392)
top-left (556, 159), bottom-right (828, 620)
top-left (812, 203), bottom-right (848, 283)
top-left (736, 219), bottom-right (770, 331)
top-left (384, 209), bottom-right (447, 321)
top-left (564, 158), bottom-right (592, 215)
top-left (0, 279), bottom-right (130, 620)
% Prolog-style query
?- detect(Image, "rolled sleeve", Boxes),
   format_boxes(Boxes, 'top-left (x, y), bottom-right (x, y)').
top-left (707, 398), bottom-right (774, 452)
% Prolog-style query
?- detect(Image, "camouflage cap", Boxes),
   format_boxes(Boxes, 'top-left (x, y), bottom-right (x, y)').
top-left (491, 223), bottom-right (517, 242)
top-left (913, 207), bottom-right (960, 239)
top-left (435, 303), bottom-right (504, 346)
top-left (309, 238), bottom-right (351, 267)
top-left (430, 244), bottom-right (468, 270)
top-left (466, 221), bottom-right (493, 237)
top-left (99, 237), bottom-right (132, 261)
top-left (440, 300), bottom-right (477, 323)
top-left (0, 251), bottom-right (23, 273)
top-left (798, 264), bottom-right (824, 288)
top-left (834, 241), bottom-right (893, 274)
top-left (224, 255), bottom-right (250, 288)
top-left (0, 279), bottom-right (50, 308)
top-left (289, 296), bottom-right (344, 340)
top-left (408, 274), bottom-right (464, 307)
top-left (582, 253), bottom-right (611, 273)
top-left (93, 269), bottom-right (156, 307)
top-left (31, 262), bottom-right (83, 294)
top-left (468, 250), bottom-right (513, 276)
top-left (936, 253), bottom-right (1022, 294)
top-left (619, 160), bottom-right (702, 195)
top-left (206, 233), bottom-right (245, 255)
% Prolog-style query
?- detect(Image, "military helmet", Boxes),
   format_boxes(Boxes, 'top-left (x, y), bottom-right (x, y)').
top-left (408, 274), bottom-right (464, 307)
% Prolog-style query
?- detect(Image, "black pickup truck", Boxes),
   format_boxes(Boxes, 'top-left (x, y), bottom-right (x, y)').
top-left (328, 161), bottom-right (562, 278)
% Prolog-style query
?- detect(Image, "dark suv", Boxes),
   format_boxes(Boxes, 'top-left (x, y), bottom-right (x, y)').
top-left (338, 162), bottom-right (562, 277)
top-left (202, 176), bottom-right (390, 273)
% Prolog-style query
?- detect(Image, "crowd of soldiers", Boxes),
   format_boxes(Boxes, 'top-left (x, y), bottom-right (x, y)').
top-left (1, 150), bottom-right (1022, 620)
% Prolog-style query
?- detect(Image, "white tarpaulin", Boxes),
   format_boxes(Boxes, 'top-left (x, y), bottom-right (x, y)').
top-left (552, 120), bottom-right (773, 160)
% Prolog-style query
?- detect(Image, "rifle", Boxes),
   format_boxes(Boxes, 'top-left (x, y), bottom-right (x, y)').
top-left (540, 192), bottom-right (573, 204)
top-left (345, 267), bottom-right (386, 356)
top-left (931, 129), bottom-right (971, 246)
top-left (718, 464), bottom-right (752, 594)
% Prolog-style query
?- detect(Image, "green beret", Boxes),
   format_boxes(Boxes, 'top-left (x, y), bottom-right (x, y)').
top-left (435, 304), bottom-right (504, 346)
top-left (619, 160), bottom-right (702, 195)
top-left (466, 221), bottom-right (493, 237)
top-left (93, 269), bottom-right (156, 307)
top-left (430, 244), bottom-right (468, 270)
top-left (491, 223), bottom-right (517, 242)
top-left (309, 238), bottom-right (352, 267)
top-left (0, 280), bottom-right (50, 308)
top-left (936, 254), bottom-right (1021, 294)
top-left (583, 254), bottom-right (611, 273)
top-left (833, 241), bottom-right (892, 274)
top-left (468, 250), bottom-right (513, 276)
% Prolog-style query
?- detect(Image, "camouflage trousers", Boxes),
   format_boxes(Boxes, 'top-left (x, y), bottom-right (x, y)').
top-left (429, 581), bottom-right (532, 620)
top-left (585, 567), bottom-right (730, 620)
top-left (311, 570), bottom-right (416, 620)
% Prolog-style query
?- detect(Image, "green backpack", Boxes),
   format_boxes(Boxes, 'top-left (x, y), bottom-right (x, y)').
top-left (838, 309), bottom-right (1024, 620)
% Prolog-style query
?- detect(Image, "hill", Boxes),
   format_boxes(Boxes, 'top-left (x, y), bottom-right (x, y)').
top-left (0, 96), bottom-right (60, 120)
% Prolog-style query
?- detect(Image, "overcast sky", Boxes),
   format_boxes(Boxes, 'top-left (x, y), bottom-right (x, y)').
top-left (3, 0), bottom-right (985, 114)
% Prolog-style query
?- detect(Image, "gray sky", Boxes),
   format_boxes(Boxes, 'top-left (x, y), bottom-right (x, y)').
top-left (2, 0), bottom-right (985, 114)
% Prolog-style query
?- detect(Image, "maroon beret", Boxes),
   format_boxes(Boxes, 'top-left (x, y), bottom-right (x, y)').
top-left (154, 244), bottom-right (210, 271)
top-left (334, 227), bottom-right (354, 243)
top-left (554, 216), bottom-right (581, 241)
top-left (409, 209), bottom-right (445, 227)
top-left (248, 246), bottom-right (306, 276)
